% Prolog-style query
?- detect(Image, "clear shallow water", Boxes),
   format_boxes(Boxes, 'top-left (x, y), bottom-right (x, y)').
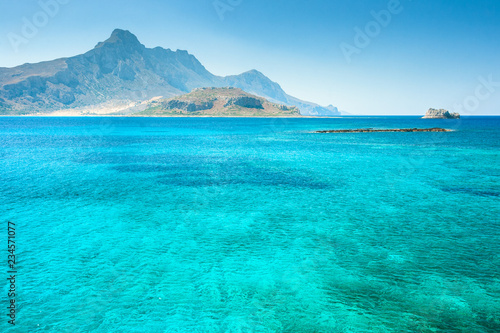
top-left (1, 116), bottom-right (499, 332)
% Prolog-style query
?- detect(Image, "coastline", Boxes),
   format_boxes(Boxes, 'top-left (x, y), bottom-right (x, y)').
top-left (0, 114), bottom-right (343, 119)
top-left (1, 114), bottom-right (496, 118)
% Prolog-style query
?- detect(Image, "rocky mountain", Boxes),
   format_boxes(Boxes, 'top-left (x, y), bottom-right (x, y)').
top-left (138, 87), bottom-right (300, 117)
top-left (223, 70), bottom-right (339, 116)
top-left (0, 29), bottom-right (340, 116)
top-left (422, 108), bottom-right (460, 119)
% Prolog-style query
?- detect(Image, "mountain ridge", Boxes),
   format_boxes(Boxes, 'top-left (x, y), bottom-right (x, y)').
top-left (0, 29), bottom-right (340, 116)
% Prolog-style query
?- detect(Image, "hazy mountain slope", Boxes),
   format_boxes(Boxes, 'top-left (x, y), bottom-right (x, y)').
top-left (0, 29), bottom-right (217, 114)
top-left (224, 70), bottom-right (339, 116)
top-left (0, 29), bottom-right (339, 116)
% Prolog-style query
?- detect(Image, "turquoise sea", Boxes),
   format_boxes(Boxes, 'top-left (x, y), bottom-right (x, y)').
top-left (1, 116), bottom-right (499, 332)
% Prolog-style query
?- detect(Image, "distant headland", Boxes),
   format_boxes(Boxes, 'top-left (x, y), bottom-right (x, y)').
top-left (136, 87), bottom-right (300, 117)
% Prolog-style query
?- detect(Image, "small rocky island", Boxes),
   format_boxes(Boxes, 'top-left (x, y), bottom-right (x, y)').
top-left (136, 87), bottom-right (300, 117)
top-left (314, 128), bottom-right (451, 133)
top-left (422, 108), bottom-right (460, 119)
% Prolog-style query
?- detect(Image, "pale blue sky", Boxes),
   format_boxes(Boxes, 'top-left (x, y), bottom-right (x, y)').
top-left (1, 0), bottom-right (499, 115)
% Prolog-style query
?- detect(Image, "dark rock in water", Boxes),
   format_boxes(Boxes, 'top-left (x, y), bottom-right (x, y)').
top-left (314, 128), bottom-right (451, 133)
top-left (423, 108), bottom-right (460, 119)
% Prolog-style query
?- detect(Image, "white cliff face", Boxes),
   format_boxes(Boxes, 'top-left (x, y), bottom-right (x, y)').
top-left (423, 108), bottom-right (460, 119)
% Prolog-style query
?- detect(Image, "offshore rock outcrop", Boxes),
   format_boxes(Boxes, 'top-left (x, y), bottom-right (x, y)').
top-left (314, 128), bottom-right (451, 133)
top-left (423, 108), bottom-right (460, 119)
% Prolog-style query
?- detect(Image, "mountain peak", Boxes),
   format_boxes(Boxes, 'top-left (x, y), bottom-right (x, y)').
top-left (109, 29), bottom-right (138, 41)
top-left (94, 29), bottom-right (144, 52)
top-left (243, 69), bottom-right (266, 77)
